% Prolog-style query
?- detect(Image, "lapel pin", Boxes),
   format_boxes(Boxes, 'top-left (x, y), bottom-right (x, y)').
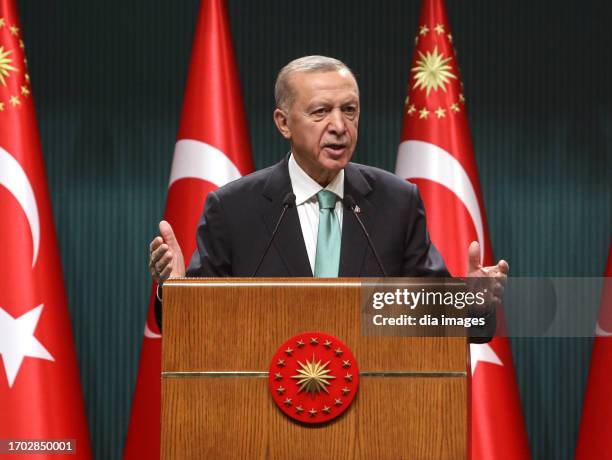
top-left (353, 205), bottom-right (362, 214)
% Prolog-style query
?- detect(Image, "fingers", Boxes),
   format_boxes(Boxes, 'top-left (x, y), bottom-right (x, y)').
top-left (467, 241), bottom-right (481, 273)
top-left (497, 259), bottom-right (509, 274)
top-left (149, 236), bottom-right (163, 253)
top-left (149, 228), bottom-right (175, 282)
top-left (149, 245), bottom-right (174, 282)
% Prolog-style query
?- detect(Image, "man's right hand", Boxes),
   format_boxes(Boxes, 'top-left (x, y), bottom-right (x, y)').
top-left (149, 220), bottom-right (186, 283)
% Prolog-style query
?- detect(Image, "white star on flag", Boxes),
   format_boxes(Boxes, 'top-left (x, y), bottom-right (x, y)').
top-left (470, 343), bottom-right (503, 375)
top-left (0, 305), bottom-right (54, 387)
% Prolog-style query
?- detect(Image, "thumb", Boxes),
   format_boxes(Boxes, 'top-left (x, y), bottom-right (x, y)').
top-left (468, 241), bottom-right (481, 273)
top-left (159, 220), bottom-right (180, 251)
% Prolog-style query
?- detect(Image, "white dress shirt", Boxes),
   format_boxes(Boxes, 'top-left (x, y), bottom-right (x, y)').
top-left (288, 154), bottom-right (344, 273)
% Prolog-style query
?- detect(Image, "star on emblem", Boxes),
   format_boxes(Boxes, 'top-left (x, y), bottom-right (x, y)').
top-left (419, 108), bottom-right (430, 119)
top-left (419, 25), bottom-right (429, 36)
top-left (277, 386), bottom-right (285, 394)
top-left (322, 406), bottom-right (331, 414)
top-left (435, 107), bottom-right (446, 118)
top-left (407, 103), bottom-right (416, 115)
top-left (9, 95), bottom-right (20, 107)
top-left (434, 24), bottom-right (445, 34)
top-left (447, 33), bottom-right (453, 43)
top-left (292, 355), bottom-right (336, 396)
top-left (296, 340), bottom-right (305, 348)
top-left (0, 305), bottom-right (54, 387)
top-left (296, 405), bottom-right (304, 414)
top-left (0, 102), bottom-right (4, 112)
top-left (342, 360), bottom-right (350, 368)
top-left (283, 398), bottom-right (292, 407)
top-left (459, 93), bottom-right (465, 103)
top-left (344, 373), bottom-right (353, 382)
top-left (21, 85), bottom-right (30, 97)
top-left (451, 103), bottom-right (460, 113)
top-left (342, 387), bottom-right (351, 395)
top-left (285, 347), bottom-right (293, 356)
top-left (0, 18), bottom-right (5, 28)
top-left (334, 398), bottom-right (343, 406)
top-left (9, 25), bottom-right (19, 36)
top-left (274, 372), bottom-right (282, 381)
top-left (412, 46), bottom-right (457, 96)
top-left (310, 337), bottom-right (318, 345)
top-left (335, 347), bottom-right (343, 356)
top-left (308, 408), bottom-right (317, 417)
top-left (323, 340), bottom-right (332, 348)
top-left (277, 358), bottom-right (285, 367)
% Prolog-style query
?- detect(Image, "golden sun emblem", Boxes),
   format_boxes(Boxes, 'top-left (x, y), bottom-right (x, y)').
top-left (292, 355), bottom-right (336, 397)
top-left (411, 46), bottom-right (456, 96)
top-left (0, 46), bottom-right (18, 86)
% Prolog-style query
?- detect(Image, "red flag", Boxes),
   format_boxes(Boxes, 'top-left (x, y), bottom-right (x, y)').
top-left (123, 0), bottom-right (254, 457)
top-left (395, 1), bottom-right (530, 458)
top-left (0, 1), bottom-right (92, 457)
top-left (575, 240), bottom-right (612, 459)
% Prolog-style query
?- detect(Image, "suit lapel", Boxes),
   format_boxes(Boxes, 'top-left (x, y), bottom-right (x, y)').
top-left (261, 157), bottom-right (312, 276)
top-left (339, 163), bottom-right (375, 277)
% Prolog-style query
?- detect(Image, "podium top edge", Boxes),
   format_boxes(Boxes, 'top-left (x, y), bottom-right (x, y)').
top-left (162, 277), bottom-right (463, 288)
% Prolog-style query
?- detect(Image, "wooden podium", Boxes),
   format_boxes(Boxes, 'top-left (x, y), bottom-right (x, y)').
top-left (161, 278), bottom-right (468, 459)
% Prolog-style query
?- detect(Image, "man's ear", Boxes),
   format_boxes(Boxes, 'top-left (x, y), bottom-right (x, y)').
top-left (273, 108), bottom-right (291, 140)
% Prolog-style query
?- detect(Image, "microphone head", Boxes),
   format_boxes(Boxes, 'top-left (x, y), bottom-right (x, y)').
top-left (343, 194), bottom-right (357, 210)
top-left (283, 192), bottom-right (296, 207)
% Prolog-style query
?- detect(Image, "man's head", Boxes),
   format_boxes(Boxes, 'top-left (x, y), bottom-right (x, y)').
top-left (273, 56), bottom-right (360, 186)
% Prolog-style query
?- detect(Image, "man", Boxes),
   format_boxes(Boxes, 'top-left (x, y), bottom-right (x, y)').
top-left (149, 56), bottom-right (506, 331)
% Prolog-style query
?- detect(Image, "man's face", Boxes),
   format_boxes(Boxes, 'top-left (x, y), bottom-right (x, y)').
top-left (274, 69), bottom-right (360, 185)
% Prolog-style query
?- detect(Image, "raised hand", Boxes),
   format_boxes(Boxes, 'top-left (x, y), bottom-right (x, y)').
top-left (148, 220), bottom-right (186, 284)
top-left (466, 241), bottom-right (508, 314)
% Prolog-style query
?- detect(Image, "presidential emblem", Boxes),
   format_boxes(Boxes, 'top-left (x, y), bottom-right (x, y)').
top-left (269, 332), bottom-right (359, 424)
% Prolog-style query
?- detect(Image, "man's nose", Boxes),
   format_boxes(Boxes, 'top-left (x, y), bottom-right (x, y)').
top-left (327, 109), bottom-right (347, 135)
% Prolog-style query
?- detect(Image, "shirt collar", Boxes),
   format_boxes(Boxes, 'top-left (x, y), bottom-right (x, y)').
top-left (288, 153), bottom-right (344, 205)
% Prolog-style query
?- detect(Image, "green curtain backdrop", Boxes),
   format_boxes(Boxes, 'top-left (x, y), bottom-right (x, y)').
top-left (15, 0), bottom-right (611, 458)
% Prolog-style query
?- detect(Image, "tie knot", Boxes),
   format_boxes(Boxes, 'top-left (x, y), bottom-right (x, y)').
top-left (317, 190), bottom-right (338, 210)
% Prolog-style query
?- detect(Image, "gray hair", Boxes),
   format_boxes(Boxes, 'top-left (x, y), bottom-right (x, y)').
top-left (274, 55), bottom-right (358, 110)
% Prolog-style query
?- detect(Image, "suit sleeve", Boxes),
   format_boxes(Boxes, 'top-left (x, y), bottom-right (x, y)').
top-left (186, 190), bottom-right (233, 277)
top-left (402, 187), bottom-right (450, 277)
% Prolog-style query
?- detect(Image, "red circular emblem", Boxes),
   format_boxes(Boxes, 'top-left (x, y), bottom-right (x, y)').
top-left (268, 332), bottom-right (359, 424)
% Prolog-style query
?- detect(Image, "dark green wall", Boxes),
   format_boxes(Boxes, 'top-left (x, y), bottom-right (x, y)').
top-left (17, 0), bottom-right (611, 458)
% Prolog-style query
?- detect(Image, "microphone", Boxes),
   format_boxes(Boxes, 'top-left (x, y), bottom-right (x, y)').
top-left (343, 194), bottom-right (388, 277)
top-left (251, 192), bottom-right (296, 277)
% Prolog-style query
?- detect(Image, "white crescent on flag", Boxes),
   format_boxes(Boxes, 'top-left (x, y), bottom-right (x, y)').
top-left (595, 322), bottom-right (612, 337)
top-left (396, 140), bottom-right (485, 263)
top-left (0, 146), bottom-right (40, 268)
top-left (169, 139), bottom-right (242, 189)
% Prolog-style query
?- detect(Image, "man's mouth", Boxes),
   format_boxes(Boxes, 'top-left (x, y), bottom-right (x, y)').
top-left (323, 143), bottom-right (347, 152)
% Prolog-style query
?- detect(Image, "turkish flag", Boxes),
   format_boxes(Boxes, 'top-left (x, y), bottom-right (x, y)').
top-left (575, 240), bottom-right (612, 459)
top-left (395, 0), bottom-right (530, 458)
top-left (123, 0), bottom-right (254, 457)
top-left (0, 0), bottom-right (92, 457)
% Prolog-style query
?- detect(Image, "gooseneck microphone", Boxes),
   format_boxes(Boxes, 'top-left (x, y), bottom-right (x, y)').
top-left (343, 194), bottom-right (388, 277)
top-left (251, 192), bottom-right (296, 277)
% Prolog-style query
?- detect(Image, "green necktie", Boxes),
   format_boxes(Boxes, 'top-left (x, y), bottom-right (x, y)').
top-left (314, 190), bottom-right (341, 277)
